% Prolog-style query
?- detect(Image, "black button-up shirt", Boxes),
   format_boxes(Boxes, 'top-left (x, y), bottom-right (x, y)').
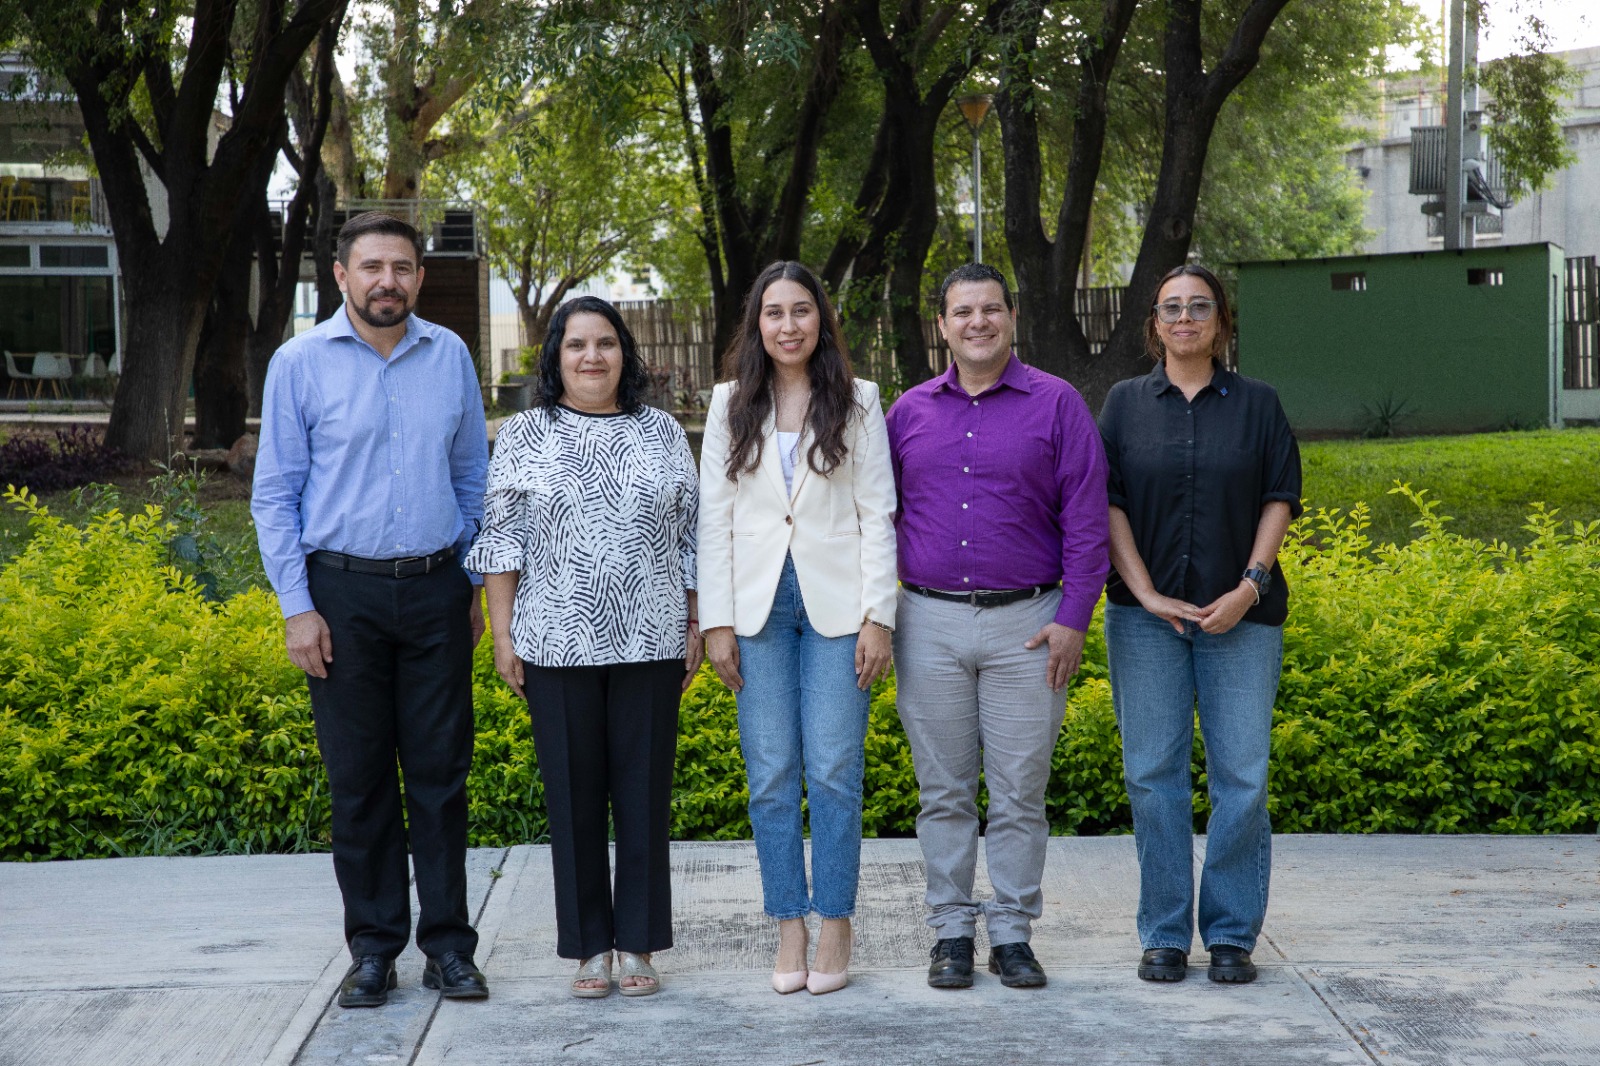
top-left (1098, 361), bottom-right (1303, 626)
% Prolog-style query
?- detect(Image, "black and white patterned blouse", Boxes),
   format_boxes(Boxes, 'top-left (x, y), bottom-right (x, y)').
top-left (466, 404), bottom-right (698, 667)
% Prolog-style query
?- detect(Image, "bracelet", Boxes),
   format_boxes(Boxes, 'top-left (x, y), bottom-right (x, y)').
top-left (687, 617), bottom-right (699, 626)
top-left (1240, 578), bottom-right (1261, 605)
top-left (866, 619), bottom-right (894, 634)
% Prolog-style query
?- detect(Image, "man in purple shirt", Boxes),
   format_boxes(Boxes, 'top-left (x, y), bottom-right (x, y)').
top-left (886, 263), bottom-right (1109, 990)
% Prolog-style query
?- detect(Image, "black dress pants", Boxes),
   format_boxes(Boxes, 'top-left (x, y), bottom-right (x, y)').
top-left (523, 658), bottom-right (683, 959)
top-left (306, 560), bottom-right (478, 961)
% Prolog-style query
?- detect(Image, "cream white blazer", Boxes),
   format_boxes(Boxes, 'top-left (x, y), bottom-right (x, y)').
top-left (697, 378), bottom-right (897, 638)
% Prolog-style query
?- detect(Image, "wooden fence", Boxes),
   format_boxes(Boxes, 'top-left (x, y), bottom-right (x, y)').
top-left (617, 286), bottom-right (1137, 409)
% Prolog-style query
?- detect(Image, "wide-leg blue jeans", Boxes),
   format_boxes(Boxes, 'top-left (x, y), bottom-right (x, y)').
top-left (1104, 602), bottom-right (1283, 952)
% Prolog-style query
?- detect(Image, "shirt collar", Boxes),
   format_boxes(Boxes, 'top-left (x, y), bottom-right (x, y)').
top-left (933, 352), bottom-right (1032, 396)
top-left (328, 304), bottom-right (429, 358)
top-left (1150, 358), bottom-right (1233, 398)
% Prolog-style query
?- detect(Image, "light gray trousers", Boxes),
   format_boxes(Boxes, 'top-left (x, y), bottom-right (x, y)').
top-left (892, 587), bottom-right (1068, 945)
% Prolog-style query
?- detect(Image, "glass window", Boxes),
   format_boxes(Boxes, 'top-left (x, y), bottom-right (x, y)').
top-left (0, 275), bottom-right (116, 355)
top-left (0, 246), bottom-right (29, 268)
top-left (39, 245), bottom-right (109, 269)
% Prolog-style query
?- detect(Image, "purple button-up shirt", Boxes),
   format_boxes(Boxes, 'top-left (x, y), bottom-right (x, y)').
top-left (885, 354), bottom-right (1110, 632)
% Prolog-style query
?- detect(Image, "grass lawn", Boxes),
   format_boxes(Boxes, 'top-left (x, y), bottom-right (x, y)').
top-left (0, 462), bottom-right (260, 576)
top-left (1299, 427), bottom-right (1600, 548)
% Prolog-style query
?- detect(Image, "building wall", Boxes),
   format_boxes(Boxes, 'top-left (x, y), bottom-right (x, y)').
top-left (1347, 46), bottom-right (1600, 259)
top-left (1238, 243), bottom-right (1563, 435)
top-left (416, 257), bottom-right (489, 380)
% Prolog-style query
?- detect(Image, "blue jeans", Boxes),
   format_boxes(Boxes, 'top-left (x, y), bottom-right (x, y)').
top-left (1104, 602), bottom-right (1283, 953)
top-left (735, 555), bottom-right (871, 919)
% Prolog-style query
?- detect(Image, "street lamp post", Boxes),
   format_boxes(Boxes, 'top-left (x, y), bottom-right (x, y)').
top-left (956, 93), bottom-right (994, 263)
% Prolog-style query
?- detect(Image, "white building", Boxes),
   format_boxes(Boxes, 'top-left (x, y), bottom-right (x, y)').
top-left (1346, 45), bottom-right (1600, 258)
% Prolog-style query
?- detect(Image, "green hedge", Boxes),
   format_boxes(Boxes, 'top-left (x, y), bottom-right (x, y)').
top-left (1, 483), bottom-right (1597, 860)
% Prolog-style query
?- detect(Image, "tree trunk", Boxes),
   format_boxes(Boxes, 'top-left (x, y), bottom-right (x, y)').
top-left (106, 265), bottom-right (211, 462)
top-left (313, 170), bottom-right (343, 321)
top-left (1090, 0), bottom-right (1291, 412)
top-left (998, 0), bottom-right (1135, 388)
top-left (35, 0), bottom-right (343, 461)
top-left (518, 300), bottom-right (546, 353)
top-left (687, 3), bottom-right (848, 360)
top-left (193, 235), bottom-right (253, 449)
top-left (842, 0), bottom-right (1012, 385)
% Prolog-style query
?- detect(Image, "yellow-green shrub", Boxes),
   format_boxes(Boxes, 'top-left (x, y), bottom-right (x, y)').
top-left (5, 483), bottom-right (1600, 860)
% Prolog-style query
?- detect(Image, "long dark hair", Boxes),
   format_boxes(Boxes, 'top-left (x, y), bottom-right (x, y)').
top-left (1143, 263), bottom-right (1235, 362)
top-left (721, 261), bottom-right (857, 481)
top-left (535, 295), bottom-right (651, 414)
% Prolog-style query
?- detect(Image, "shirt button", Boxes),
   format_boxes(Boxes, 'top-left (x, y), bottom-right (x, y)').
top-left (966, 431), bottom-right (973, 438)
top-left (396, 507), bottom-right (403, 513)
top-left (961, 503), bottom-right (969, 509)
top-left (394, 469), bottom-right (401, 475)
top-left (390, 396), bottom-right (397, 402)
top-left (962, 577), bottom-right (970, 583)
top-left (392, 432), bottom-right (398, 438)
top-left (963, 466), bottom-right (970, 473)
top-left (961, 540), bottom-right (968, 546)
top-left (972, 399), bottom-right (979, 406)
top-left (785, 514), bottom-right (793, 525)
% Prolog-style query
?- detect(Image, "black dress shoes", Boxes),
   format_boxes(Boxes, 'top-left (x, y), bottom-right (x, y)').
top-left (423, 950), bottom-right (490, 999)
top-left (1207, 945), bottom-right (1258, 983)
top-left (927, 936), bottom-right (976, 989)
top-left (1137, 947), bottom-right (1188, 982)
top-left (338, 955), bottom-right (397, 1008)
top-left (988, 942), bottom-right (1047, 988)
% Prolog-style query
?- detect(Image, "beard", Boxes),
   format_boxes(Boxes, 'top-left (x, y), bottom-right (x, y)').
top-left (352, 289), bottom-right (414, 328)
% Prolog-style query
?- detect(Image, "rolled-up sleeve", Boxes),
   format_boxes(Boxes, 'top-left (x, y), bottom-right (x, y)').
top-left (1054, 390), bottom-right (1111, 631)
top-left (465, 414), bottom-right (530, 575)
top-left (1261, 393), bottom-right (1304, 520)
top-left (252, 353), bottom-right (315, 619)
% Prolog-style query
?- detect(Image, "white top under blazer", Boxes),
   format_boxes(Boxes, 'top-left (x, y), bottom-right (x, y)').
top-left (697, 378), bottom-right (897, 638)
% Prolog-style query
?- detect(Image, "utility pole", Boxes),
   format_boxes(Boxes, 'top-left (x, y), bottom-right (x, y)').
top-left (1442, 0), bottom-right (1481, 250)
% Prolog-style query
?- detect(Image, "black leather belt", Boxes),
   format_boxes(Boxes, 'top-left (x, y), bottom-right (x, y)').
top-left (902, 581), bottom-right (1059, 608)
top-left (308, 547), bottom-right (456, 578)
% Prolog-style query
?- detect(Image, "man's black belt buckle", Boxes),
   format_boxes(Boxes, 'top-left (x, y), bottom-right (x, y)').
top-left (903, 581), bottom-right (1059, 608)
top-left (310, 547), bottom-right (454, 578)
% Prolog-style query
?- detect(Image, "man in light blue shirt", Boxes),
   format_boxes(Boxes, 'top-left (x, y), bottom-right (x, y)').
top-left (253, 212), bottom-right (490, 1008)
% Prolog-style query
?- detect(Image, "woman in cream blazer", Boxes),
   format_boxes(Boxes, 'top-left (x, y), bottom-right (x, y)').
top-left (699, 261), bottom-right (897, 997)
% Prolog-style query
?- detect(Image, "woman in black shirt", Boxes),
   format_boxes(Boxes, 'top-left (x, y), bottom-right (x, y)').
top-left (1098, 264), bottom-right (1301, 986)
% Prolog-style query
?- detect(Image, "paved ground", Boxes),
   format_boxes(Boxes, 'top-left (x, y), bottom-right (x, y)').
top-left (2, 835), bottom-right (1598, 1066)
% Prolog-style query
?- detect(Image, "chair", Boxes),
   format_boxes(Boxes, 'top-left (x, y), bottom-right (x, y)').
top-left (0, 177), bottom-right (39, 222)
top-left (30, 352), bottom-right (72, 399)
top-left (5, 350), bottom-right (34, 398)
top-left (4, 351), bottom-right (70, 400)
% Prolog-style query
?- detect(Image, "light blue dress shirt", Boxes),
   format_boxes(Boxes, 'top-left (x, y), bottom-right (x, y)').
top-left (252, 306), bottom-right (489, 618)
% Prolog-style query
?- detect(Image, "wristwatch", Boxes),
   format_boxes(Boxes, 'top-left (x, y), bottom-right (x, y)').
top-left (1241, 563), bottom-right (1273, 604)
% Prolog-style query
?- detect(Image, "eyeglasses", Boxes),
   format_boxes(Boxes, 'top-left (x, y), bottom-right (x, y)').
top-left (1153, 299), bottom-right (1217, 323)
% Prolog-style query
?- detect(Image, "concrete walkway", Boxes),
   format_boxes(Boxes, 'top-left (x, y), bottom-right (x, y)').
top-left (2, 836), bottom-right (1598, 1065)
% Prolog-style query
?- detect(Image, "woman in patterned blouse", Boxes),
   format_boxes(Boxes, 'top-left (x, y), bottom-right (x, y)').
top-left (468, 296), bottom-right (700, 999)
